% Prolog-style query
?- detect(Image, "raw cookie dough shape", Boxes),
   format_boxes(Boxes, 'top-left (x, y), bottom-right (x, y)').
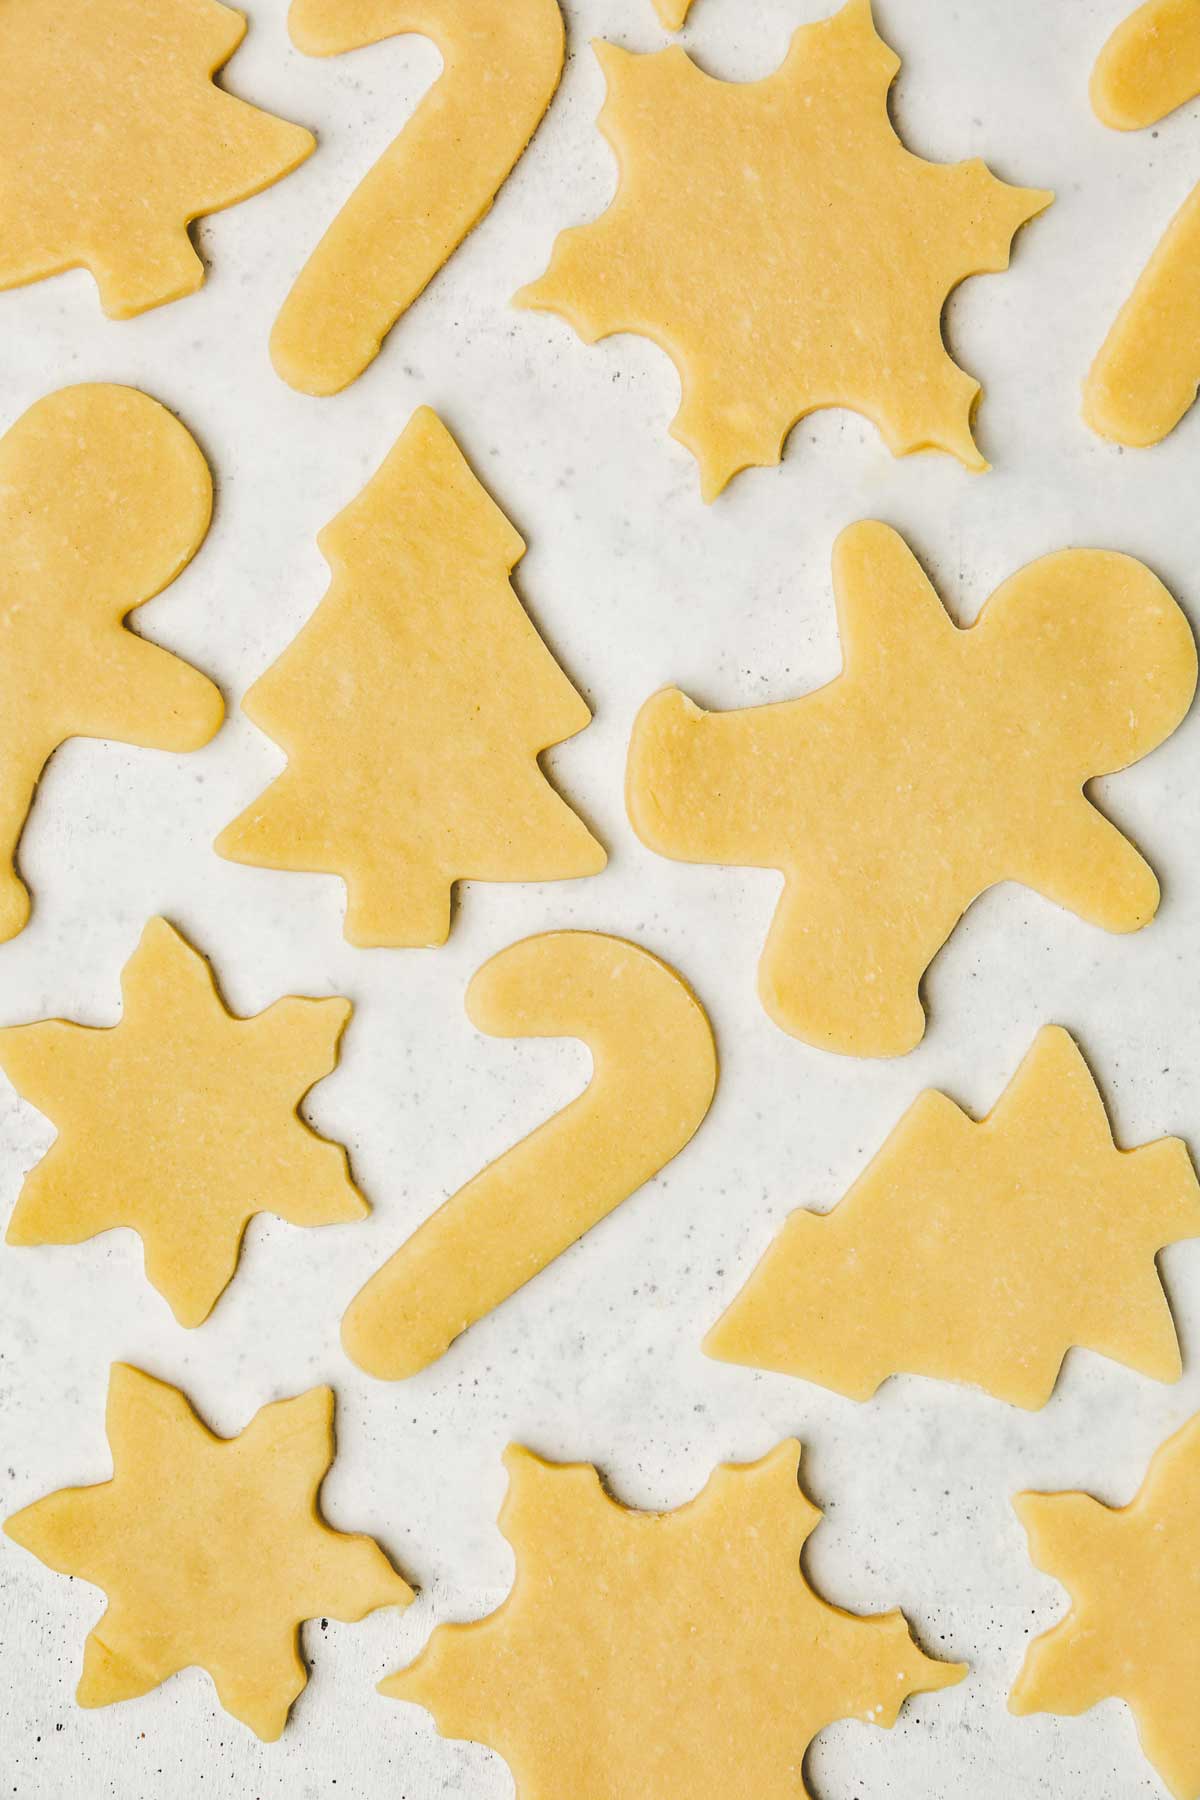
top-left (516, 0), bottom-right (1051, 500)
top-left (216, 407), bottom-right (605, 946)
top-left (1010, 1412), bottom-right (1200, 1800)
top-left (271, 0), bottom-right (565, 395)
top-left (0, 918), bottom-right (365, 1327)
top-left (652, 0), bottom-right (695, 29)
top-left (0, 384), bottom-right (223, 945)
top-left (4, 1365), bottom-right (413, 1741)
top-left (627, 520), bottom-right (1197, 1056)
top-left (1091, 0), bottom-right (1200, 130)
top-left (342, 931), bottom-right (717, 1379)
top-left (384, 1440), bottom-right (966, 1798)
top-left (0, 0), bottom-right (314, 318)
top-left (706, 1026), bottom-right (1200, 1408)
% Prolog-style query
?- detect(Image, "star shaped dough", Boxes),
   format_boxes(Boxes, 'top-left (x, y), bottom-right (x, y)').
top-left (0, 383), bottom-right (223, 944)
top-left (5, 1365), bottom-right (413, 1740)
top-left (1011, 1412), bottom-right (1200, 1800)
top-left (707, 1027), bottom-right (1200, 1407)
top-left (0, 917), bottom-right (365, 1326)
top-left (518, 0), bottom-right (1051, 499)
top-left (0, 0), bottom-right (314, 317)
top-left (385, 1440), bottom-right (965, 1798)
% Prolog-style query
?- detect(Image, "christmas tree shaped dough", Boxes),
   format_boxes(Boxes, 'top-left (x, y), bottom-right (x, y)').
top-left (517, 0), bottom-right (1051, 499)
top-left (627, 521), bottom-right (1196, 1056)
top-left (1011, 1412), bottom-right (1200, 1800)
top-left (0, 0), bottom-right (313, 317)
top-left (1091, 0), bottom-right (1200, 129)
top-left (272, 0), bottom-right (564, 395)
top-left (5, 1365), bottom-right (412, 1740)
top-left (0, 918), bottom-right (365, 1327)
top-left (385, 1440), bottom-right (965, 1797)
top-left (0, 384), bottom-right (223, 945)
top-left (707, 1027), bottom-right (1200, 1408)
top-left (343, 930), bottom-right (716, 1379)
top-left (217, 407), bottom-right (604, 945)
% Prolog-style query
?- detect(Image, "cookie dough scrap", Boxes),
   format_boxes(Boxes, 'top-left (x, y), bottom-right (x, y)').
top-left (517, 0), bottom-right (1051, 499)
top-left (5, 1365), bottom-right (412, 1741)
top-left (0, 918), bottom-right (365, 1327)
top-left (1011, 1412), bottom-right (1200, 1800)
top-left (216, 406), bottom-right (604, 947)
top-left (652, 0), bottom-right (695, 29)
top-left (272, 0), bottom-right (564, 395)
top-left (385, 1440), bottom-right (964, 1797)
top-left (707, 1027), bottom-right (1200, 1408)
top-left (0, 384), bottom-right (223, 946)
top-left (343, 931), bottom-right (716, 1379)
top-left (1091, 0), bottom-right (1200, 130)
top-left (0, 0), bottom-right (313, 318)
top-left (627, 521), bottom-right (1196, 1056)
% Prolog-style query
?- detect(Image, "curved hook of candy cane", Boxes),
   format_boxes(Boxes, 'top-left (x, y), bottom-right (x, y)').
top-left (341, 931), bottom-right (717, 1380)
top-left (1090, 0), bottom-right (1200, 130)
top-left (271, 0), bottom-right (564, 395)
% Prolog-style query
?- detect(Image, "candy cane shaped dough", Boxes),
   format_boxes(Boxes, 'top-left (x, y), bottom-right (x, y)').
top-left (1091, 0), bottom-right (1200, 130)
top-left (271, 0), bottom-right (564, 395)
top-left (342, 931), bottom-right (717, 1379)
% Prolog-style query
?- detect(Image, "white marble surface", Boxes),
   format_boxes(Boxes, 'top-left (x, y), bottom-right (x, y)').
top-left (1, 0), bottom-right (1198, 1794)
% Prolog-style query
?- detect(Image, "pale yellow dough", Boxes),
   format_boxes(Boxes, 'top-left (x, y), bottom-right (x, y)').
top-left (652, 0), bottom-right (695, 28)
top-left (1091, 0), bottom-right (1200, 129)
top-left (0, 918), bottom-right (365, 1327)
top-left (1011, 1412), bottom-right (1200, 1800)
top-left (1086, 181), bottom-right (1200, 447)
top-left (0, 385), bottom-right (223, 945)
top-left (385, 1440), bottom-right (964, 1797)
top-left (518, 0), bottom-right (1050, 499)
top-left (707, 1027), bottom-right (1200, 1408)
top-left (271, 0), bottom-right (564, 394)
top-left (0, 0), bottom-right (313, 317)
top-left (343, 931), bottom-right (717, 1379)
top-left (4, 1365), bottom-right (412, 1741)
top-left (627, 521), bottom-right (1196, 1056)
top-left (216, 406), bottom-right (604, 946)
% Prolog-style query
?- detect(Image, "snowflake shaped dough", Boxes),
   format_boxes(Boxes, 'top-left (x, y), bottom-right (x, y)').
top-left (0, 918), bottom-right (365, 1326)
top-left (0, 0), bottom-right (314, 318)
top-left (518, 0), bottom-right (1051, 499)
top-left (385, 1440), bottom-right (964, 1798)
top-left (5, 1365), bottom-right (412, 1740)
top-left (1011, 1413), bottom-right (1200, 1800)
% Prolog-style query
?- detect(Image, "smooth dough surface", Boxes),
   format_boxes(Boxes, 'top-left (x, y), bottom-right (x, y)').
top-left (1086, 180), bottom-right (1200, 447)
top-left (384, 1440), bottom-right (964, 1797)
top-left (707, 1026), bottom-right (1200, 1408)
top-left (4, 1366), bottom-right (412, 1741)
top-left (1011, 1412), bottom-right (1200, 1800)
top-left (216, 406), bottom-right (604, 946)
top-left (1091, 0), bottom-right (1200, 129)
top-left (0, 0), bottom-right (313, 317)
top-left (517, 0), bottom-right (1050, 499)
top-left (0, 384), bottom-right (223, 944)
top-left (651, 0), bottom-right (695, 27)
top-left (272, 0), bottom-right (564, 394)
top-left (0, 918), bottom-right (365, 1327)
top-left (627, 520), bottom-right (1196, 1056)
top-left (343, 930), bottom-right (717, 1379)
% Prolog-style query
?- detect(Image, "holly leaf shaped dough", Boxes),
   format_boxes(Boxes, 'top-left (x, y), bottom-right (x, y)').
top-left (1011, 1413), bottom-right (1200, 1800)
top-left (518, 0), bottom-right (1051, 499)
top-left (0, 384), bottom-right (224, 944)
top-left (216, 406), bottom-right (605, 947)
top-left (0, 918), bottom-right (365, 1327)
top-left (0, 0), bottom-right (313, 317)
top-left (627, 520), bottom-right (1197, 1055)
top-left (384, 1440), bottom-right (964, 1798)
top-left (707, 1027), bottom-right (1200, 1408)
top-left (5, 1365), bottom-right (412, 1740)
